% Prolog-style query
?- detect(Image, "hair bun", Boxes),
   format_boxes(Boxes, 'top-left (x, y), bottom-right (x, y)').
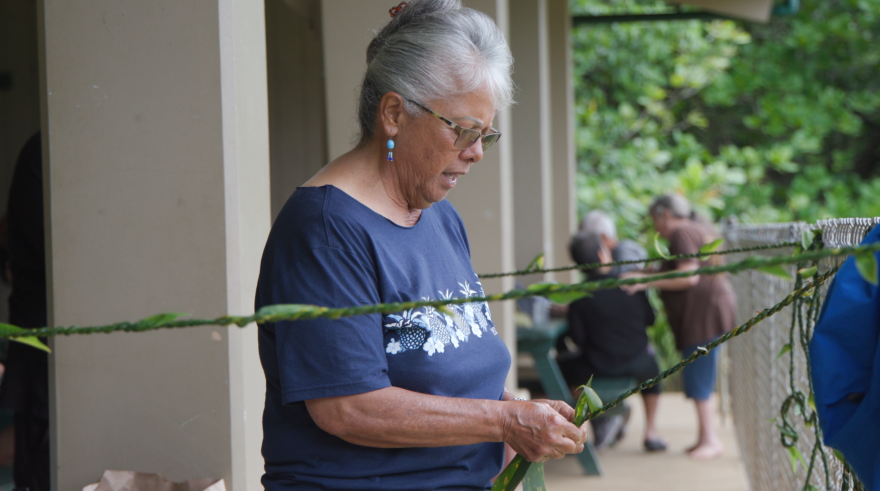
top-left (367, 0), bottom-right (462, 64)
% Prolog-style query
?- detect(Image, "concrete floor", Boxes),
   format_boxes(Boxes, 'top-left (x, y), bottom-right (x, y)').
top-left (543, 393), bottom-right (750, 491)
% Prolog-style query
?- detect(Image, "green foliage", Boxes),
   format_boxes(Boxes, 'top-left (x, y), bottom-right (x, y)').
top-left (572, 0), bottom-right (880, 386)
top-left (572, 0), bottom-right (880, 236)
top-left (492, 455), bottom-right (530, 491)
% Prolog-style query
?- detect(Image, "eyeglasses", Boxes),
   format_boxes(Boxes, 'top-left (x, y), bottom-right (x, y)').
top-left (407, 99), bottom-right (501, 151)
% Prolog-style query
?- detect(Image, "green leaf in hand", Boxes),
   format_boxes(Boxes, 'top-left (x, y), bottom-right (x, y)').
top-left (855, 252), bottom-right (878, 286)
top-left (521, 462), bottom-right (547, 491)
top-left (491, 455), bottom-right (531, 491)
top-left (0, 323), bottom-right (51, 353)
top-left (574, 376), bottom-right (605, 426)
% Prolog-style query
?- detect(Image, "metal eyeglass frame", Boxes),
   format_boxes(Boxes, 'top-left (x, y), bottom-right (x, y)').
top-left (406, 99), bottom-right (501, 151)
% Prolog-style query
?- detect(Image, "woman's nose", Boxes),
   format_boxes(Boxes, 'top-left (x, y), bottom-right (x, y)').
top-left (462, 140), bottom-right (484, 163)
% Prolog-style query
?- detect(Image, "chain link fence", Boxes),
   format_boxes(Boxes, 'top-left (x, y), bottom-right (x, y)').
top-left (722, 217), bottom-right (880, 491)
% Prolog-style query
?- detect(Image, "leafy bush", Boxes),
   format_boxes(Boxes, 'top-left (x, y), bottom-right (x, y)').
top-left (572, 0), bottom-right (880, 378)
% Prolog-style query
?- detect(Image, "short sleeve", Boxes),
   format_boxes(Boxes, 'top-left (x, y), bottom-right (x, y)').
top-left (269, 247), bottom-right (391, 404)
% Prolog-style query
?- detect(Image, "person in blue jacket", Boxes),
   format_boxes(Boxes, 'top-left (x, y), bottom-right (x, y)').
top-left (810, 223), bottom-right (880, 490)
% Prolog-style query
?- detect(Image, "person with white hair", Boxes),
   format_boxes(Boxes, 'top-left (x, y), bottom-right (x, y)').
top-left (254, 1), bottom-right (587, 488)
top-left (579, 210), bottom-right (647, 275)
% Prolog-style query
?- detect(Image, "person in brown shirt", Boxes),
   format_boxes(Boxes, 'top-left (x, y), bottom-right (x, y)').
top-left (621, 194), bottom-right (736, 460)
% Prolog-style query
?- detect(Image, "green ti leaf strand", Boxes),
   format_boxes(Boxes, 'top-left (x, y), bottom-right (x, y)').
top-left (478, 241), bottom-right (798, 279)
top-left (0, 242), bottom-right (876, 340)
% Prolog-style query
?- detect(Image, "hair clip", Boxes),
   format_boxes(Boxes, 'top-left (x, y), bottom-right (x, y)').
top-left (389, 2), bottom-right (408, 17)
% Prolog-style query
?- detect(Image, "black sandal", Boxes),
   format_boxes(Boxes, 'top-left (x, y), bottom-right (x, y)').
top-left (644, 438), bottom-right (668, 452)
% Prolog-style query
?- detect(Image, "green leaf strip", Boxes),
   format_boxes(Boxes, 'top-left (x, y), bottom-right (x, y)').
top-left (0, 243), bottom-right (876, 340)
top-left (478, 241), bottom-right (799, 278)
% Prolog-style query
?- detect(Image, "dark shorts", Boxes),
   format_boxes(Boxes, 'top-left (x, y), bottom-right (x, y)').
top-left (681, 341), bottom-right (719, 401)
top-left (560, 348), bottom-right (662, 395)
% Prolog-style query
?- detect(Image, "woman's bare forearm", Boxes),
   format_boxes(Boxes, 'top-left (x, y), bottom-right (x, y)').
top-left (649, 274), bottom-right (700, 291)
top-left (305, 386), bottom-right (508, 448)
top-left (304, 386), bottom-right (586, 463)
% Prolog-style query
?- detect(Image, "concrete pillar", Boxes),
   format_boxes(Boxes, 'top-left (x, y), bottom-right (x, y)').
top-left (547, 0), bottom-right (578, 284)
top-left (509, 0), bottom-right (554, 284)
top-left (40, 0), bottom-right (270, 488)
top-left (320, 0), bottom-right (517, 389)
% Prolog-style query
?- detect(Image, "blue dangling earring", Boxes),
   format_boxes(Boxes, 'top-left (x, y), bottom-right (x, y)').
top-left (387, 139), bottom-right (395, 162)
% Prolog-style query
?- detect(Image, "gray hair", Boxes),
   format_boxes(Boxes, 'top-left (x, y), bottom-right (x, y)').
top-left (650, 194), bottom-right (694, 219)
top-left (579, 210), bottom-right (618, 241)
top-left (357, 0), bottom-right (514, 143)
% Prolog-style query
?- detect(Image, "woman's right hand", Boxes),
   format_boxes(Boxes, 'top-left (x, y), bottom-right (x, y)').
top-left (501, 400), bottom-right (589, 462)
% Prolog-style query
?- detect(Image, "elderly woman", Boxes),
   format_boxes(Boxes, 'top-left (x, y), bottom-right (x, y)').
top-left (255, 1), bottom-right (588, 489)
top-left (621, 194), bottom-right (736, 460)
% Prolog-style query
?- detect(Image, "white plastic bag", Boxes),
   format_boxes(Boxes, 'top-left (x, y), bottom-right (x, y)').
top-left (82, 470), bottom-right (226, 491)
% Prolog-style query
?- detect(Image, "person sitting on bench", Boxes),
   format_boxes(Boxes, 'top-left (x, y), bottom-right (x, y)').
top-left (560, 226), bottom-right (667, 452)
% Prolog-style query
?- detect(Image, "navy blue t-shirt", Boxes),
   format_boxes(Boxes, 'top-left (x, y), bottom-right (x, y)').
top-left (256, 186), bottom-right (512, 490)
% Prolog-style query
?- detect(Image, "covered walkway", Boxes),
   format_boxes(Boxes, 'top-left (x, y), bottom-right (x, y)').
top-left (545, 393), bottom-right (749, 491)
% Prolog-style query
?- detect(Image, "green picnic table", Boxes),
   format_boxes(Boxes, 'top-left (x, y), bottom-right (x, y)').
top-left (517, 319), bottom-right (636, 476)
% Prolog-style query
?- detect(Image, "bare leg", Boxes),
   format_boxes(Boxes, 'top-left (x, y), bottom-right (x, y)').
top-left (642, 393), bottom-right (661, 442)
top-left (689, 395), bottom-right (724, 460)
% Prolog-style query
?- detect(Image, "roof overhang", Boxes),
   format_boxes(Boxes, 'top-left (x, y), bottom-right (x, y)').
top-left (667, 0), bottom-right (774, 23)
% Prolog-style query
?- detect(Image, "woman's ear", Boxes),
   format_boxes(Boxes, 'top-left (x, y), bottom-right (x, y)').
top-left (378, 92), bottom-right (405, 139)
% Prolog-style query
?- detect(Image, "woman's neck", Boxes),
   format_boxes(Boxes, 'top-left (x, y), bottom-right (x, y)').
top-left (303, 143), bottom-right (423, 227)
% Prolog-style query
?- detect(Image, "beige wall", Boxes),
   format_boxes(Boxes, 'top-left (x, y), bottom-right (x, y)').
top-left (0, 0), bottom-right (41, 209)
top-left (509, 0), bottom-right (554, 285)
top-left (319, 0), bottom-right (518, 388)
top-left (40, 0), bottom-right (269, 488)
top-left (266, 0), bottom-right (328, 218)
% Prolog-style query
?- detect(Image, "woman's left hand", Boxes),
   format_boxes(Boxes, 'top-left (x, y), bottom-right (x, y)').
top-left (620, 271), bottom-right (648, 295)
